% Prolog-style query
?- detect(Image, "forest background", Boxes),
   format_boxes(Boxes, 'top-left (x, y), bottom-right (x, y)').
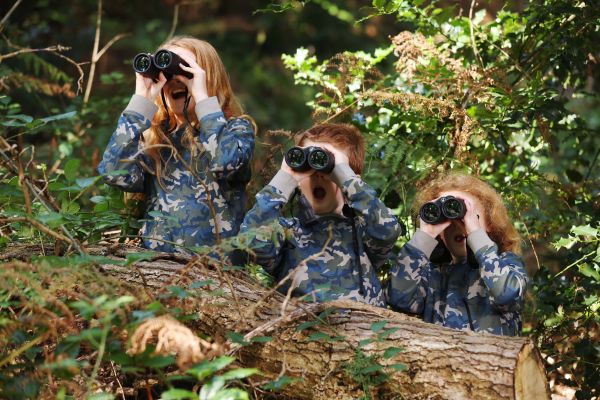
top-left (0, 0), bottom-right (598, 399)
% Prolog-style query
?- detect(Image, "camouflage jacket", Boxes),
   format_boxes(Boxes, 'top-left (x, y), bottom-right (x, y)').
top-left (386, 229), bottom-right (528, 336)
top-left (240, 165), bottom-right (401, 306)
top-left (97, 95), bottom-right (255, 253)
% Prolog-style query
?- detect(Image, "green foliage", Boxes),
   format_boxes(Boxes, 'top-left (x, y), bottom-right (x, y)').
top-left (281, 0), bottom-right (599, 396)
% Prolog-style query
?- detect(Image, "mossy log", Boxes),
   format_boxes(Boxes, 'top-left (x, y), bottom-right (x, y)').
top-left (1, 244), bottom-right (549, 399)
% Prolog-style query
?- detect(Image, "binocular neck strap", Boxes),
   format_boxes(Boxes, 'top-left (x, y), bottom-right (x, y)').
top-left (344, 205), bottom-right (366, 298)
top-left (160, 89), bottom-right (175, 134)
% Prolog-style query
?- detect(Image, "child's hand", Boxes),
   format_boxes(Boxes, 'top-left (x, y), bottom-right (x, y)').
top-left (316, 143), bottom-right (350, 165)
top-left (174, 52), bottom-right (209, 103)
top-left (280, 158), bottom-right (315, 183)
top-left (462, 197), bottom-right (482, 235)
top-left (419, 218), bottom-right (451, 239)
top-left (135, 73), bottom-right (167, 101)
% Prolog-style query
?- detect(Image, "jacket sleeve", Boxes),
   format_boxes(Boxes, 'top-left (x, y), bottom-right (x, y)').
top-left (386, 230), bottom-right (437, 314)
top-left (331, 163), bottom-right (401, 269)
top-left (468, 229), bottom-right (528, 312)
top-left (195, 97), bottom-right (255, 180)
top-left (97, 95), bottom-right (157, 193)
top-left (239, 170), bottom-right (296, 275)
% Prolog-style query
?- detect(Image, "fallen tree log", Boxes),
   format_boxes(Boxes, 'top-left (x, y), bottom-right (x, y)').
top-left (2, 244), bottom-right (550, 399)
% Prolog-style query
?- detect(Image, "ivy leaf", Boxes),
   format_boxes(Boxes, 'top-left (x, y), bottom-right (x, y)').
top-left (578, 263), bottom-right (600, 282)
top-left (571, 224), bottom-right (598, 237)
top-left (553, 236), bottom-right (577, 250)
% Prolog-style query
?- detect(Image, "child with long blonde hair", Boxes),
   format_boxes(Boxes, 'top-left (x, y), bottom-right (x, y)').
top-left (98, 36), bottom-right (255, 254)
top-left (386, 172), bottom-right (528, 336)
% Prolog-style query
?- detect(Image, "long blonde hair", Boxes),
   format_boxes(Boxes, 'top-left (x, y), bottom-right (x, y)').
top-left (413, 172), bottom-right (522, 254)
top-left (143, 36), bottom-right (245, 186)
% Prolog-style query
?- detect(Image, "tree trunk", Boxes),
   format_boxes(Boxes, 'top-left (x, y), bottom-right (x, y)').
top-left (2, 244), bottom-right (550, 399)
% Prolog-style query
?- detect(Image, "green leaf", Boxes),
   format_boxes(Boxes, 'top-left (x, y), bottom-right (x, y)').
top-left (571, 224), bottom-right (598, 238)
top-left (370, 320), bottom-right (388, 332)
top-left (186, 356), bottom-right (235, 381)
top-left (358, 338), bottom-right (373, 348)
top-left (553, 236), bottom-right (578, 250)
top-left (219, 367), bottom-right (260, 380)
top-left (308, 332), bottom-right (330, 341)
top-left (226, 331), bottom-right (249, 345)
top-left (40, 111), bottom-right (77, 123)
top-left (63, 159), bottom-right (80, 181)
top-left (190, 279), bottom-right (215, 289)
top-left (126, 252), bottom-right (155, 265)
top-left (388, 363), bottom-right (407, 372)
top-left (383, 347), bottom-right (403, 359)
top-left (296, 320), bottom-right (319, 331)
top-left (578, 263), bottom-right (600, 281)
top-left (261, 375), bottom-right (300, 391)
top-left (75, 176), bottom-right (98, 189)
top-left (250, 336), bottom-right (272, 343)
top-left (160, 388), bottom-right (199, 400)
top-left (362, 364), bottom-right (384, 374)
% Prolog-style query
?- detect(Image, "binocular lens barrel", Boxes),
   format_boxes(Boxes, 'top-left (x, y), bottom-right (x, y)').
top-left (284, 146), bottom-right (335, 173)
top-left (131, 50), bottom-right (193, 81)
top-left (308, 150), bottom-right (328, 169)
top-left (419, 195), bottom-right (466, 225)
top-left (443, 198), bottom-right (464, 219)
top-left (133, 54), bottom-right (152, 72)
top-left (154, 50), bottom-right (173, 68)
top-left (420, 203), bottom-right (441, 224)
top-left (133, 53), bottom-right (160, 81)
top-left (286, 147), bottom-right (307, 169)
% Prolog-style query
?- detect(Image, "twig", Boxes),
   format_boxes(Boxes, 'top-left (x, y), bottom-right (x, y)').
top-left (83, 0), bottom-right (129, 104)
top-left (468, 0), bottom-right (484, 67)
top-left (0, 217), bottom-right (72, 243)
top-left (0, 137), bottom-right (85, 255)
top-left (0, 334), bottom-right (47, 369)
top-left (110, 361), bottom-right (126, 400)
top-left (0, 44), bottom-right (71, 63)
top-left (0, 0), bottom-right (23, 33)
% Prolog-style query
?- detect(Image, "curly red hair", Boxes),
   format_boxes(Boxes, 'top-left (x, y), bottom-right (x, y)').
top-left (413, 172), bottom-right (522, 254)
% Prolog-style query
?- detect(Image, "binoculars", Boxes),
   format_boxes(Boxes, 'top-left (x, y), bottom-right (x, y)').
top-left (285, 146), bottom-right (335, 173)
top-left (132, 49), bottom-right (193, 81)
top-left (419, 195), bottom-right (466, 225)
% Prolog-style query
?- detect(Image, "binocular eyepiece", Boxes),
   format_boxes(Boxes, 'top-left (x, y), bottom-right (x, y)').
top-left (133, 49), bottom-right (193, 81)
top-left (419, 195), bottom-right (466, 225)
top-left (285, 146), bottom-right (335, 174)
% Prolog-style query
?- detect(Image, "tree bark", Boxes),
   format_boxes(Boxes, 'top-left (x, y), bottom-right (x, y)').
top-left (1, 244), bottom-right (550, 399)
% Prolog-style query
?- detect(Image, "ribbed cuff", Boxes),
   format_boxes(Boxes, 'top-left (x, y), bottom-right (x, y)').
top-left (467, 229), bottom-right (496, 253)
top-left (331, 163), bottom-right (357, 187)
top-left (268, 170), bottom-right (297, 201)
top-left (125, 95), bottom-right (158, 121)
top-left (408, 229), bottom-right (439, 258)
top-left (195, 96), bottom-right (222, 119)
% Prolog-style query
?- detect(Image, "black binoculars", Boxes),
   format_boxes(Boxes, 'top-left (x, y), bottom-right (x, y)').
top-left (132, 49), bottom-right (193, 81)
top-left (419, 195), bottom-right (466, 225)
top-left (285, 146), bottom-right (335, 174)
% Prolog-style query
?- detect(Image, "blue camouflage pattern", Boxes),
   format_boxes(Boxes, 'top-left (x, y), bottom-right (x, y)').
top-left (97, 98), bottom-right (254, 253)
top-left (240, 170), bottom-right (401, 306)
top-left (386, 238), bottom-right (528, 336)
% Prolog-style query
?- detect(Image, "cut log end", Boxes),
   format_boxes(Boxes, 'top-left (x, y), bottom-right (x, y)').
top-left (515, 342), bottom-right (550, 400)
